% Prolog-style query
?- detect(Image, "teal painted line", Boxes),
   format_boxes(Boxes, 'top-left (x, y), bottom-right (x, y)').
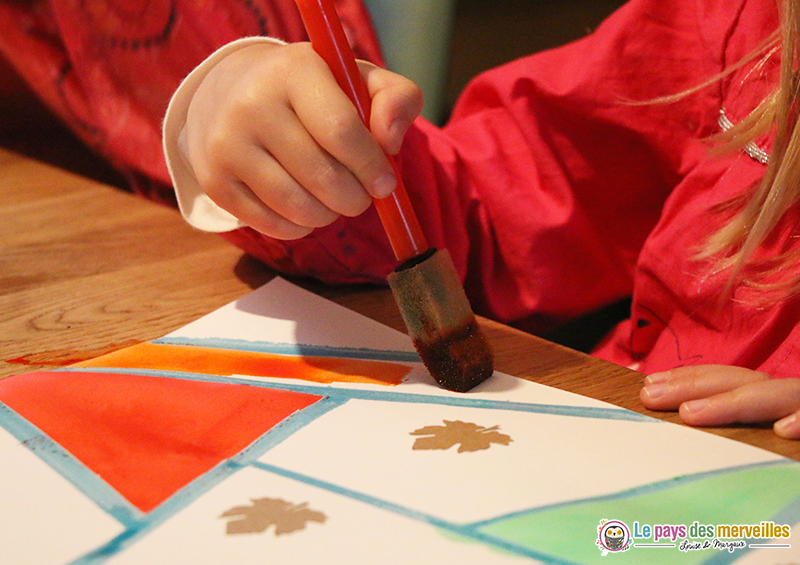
top-left (71, 396), bottom-right (346, 564)
top-left (771, 491), bottom-right (800, 527)
top-left (55, 367), bottom-right (654, 423)
top-left (251, 460), bottom-right (582, 565)
top-left (70, 459), bottom-right (246, 565)
top-left (470, 459), bottom-right (797, 530)
top-left (152, 336), bottom-right (421, 363)
top-left (0, 401), bottom-right (142, 528)
top-left (232, 395), bottom-right (348, 465)
top-left (340, 389), bottom-right (653, 422)
top-left (697, 492), bottom-right (800, 565)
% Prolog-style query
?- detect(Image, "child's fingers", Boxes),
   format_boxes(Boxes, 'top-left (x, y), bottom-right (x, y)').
top-left (677, 378), bottom-right (800, 429)
top-left (201, 173), bottom-right (314, 240)
top-left (285, 49), bottom-right (398, 200)
top-left (187, 107), bottom-right (334, 237)
top-left (775, 409), bottom-right (800, 439)
top-left (186, 41), bottom-right (421, 235)
top-left (361, 61), bottom-right (424, 155)
top-left (640, 365), bottom-right (800, 438)
top-left (234, 144), bottom-right (341, 229)
top-left (256, 98), bottom-right (375, 218)
top-left (640, 365), bottom-right (770, 410)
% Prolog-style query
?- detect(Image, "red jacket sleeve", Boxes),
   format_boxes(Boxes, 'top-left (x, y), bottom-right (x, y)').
top-left (228, 0), bottom-right (732, 330)
top-left (392, 0), bottom-right (731, 327)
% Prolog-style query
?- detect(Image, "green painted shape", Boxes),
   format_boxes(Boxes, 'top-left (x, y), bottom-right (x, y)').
top-left (476, 462), bottom-right (800, 565)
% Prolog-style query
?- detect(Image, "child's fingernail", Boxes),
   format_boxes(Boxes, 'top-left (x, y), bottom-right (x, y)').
top-left (371, 172), bottom-right (397, 198)
top-left (775, 413), bottom-right (799, 437)
top-left (682, 398), bottom-right (709, 414)
top-left (645, 371), bottom-right (671, 385)
top-left (642, 383), bottom-right (666, 400)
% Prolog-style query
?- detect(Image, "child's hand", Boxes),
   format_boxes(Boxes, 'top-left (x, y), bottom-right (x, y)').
top-left (640, 365), bottom-right (800, 439)
top-left (182, 42), bottom-right (423, 239)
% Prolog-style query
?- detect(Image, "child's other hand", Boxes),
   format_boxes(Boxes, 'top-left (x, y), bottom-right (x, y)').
top-left (640, 365), bottom-right (800, 439)
top-left (183, 42), bottom-right (423, 239)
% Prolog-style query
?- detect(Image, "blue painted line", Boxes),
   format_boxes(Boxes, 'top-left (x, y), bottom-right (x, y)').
top-left (251, 461), bottom-right (582, 564)
top-left (54, 367), bottom-right (654, 422)
top-left (231, 396), bottom-right (348, 465)
top-left (337, 389), bottom-right (654, 422)
top-left (152, 336), bottom-right (421, 363)
top-left (0, 401), bottom-right (142, 528)
top-left (470, 459), bottom-right (797, 530)
top-left (697, 491), bottom-right (800, 565)
top-left (69, 459), bottom-right (247, 565)
top-left (70, 527), bottom-right (143, 565)
top-left (771, 491), bottom-right (800, 528)
top-left (69, 396), bottom-right (345, 564)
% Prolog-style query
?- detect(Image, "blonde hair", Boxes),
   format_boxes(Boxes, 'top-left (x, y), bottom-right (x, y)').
top-left (701, 0), bottom-right (800, 296)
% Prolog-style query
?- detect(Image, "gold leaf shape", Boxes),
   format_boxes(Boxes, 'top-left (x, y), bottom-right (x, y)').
top-left (410, 420), bottom-right (512, 453)
top-left (220, 497), bottom-right (326, 536)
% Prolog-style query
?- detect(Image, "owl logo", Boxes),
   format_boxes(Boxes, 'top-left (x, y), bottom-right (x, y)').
top-left (605, 525), bottom-right (625, 549)
top-left (596, 519), bottom-right (632, 555)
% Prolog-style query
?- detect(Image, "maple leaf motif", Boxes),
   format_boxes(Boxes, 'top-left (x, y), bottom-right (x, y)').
top-left (220, 497), bottom-right (326, 536)
top-left (410, 420), bottom-right (512, 453)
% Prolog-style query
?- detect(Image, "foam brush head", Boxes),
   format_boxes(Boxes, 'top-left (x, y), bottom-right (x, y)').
top-left (388, 249), bottom-right (494, 392)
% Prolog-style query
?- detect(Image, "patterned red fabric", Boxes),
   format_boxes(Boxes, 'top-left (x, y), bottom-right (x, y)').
top-left (0, 0), bottom-right (383, 204)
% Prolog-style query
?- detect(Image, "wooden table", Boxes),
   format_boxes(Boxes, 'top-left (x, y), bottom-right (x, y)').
top-left (2, 147), bottom-right (798, 461)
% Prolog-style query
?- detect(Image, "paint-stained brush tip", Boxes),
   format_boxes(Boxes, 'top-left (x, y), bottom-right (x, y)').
top-left (388, 249), bottom-right (494, 392)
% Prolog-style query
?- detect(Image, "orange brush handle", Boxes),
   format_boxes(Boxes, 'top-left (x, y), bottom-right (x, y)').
top-left (295, 0), bottom-right (428, 263)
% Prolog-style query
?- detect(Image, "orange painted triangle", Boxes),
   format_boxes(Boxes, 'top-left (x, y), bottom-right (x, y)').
top-left (0, 371), bottom-right (322, 512)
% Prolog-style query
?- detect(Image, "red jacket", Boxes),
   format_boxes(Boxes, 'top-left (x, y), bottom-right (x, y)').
top-left (4, 0), bottom-right (800, 378)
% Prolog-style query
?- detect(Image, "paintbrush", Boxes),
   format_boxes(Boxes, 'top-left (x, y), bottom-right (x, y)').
top-left (294, 0), bottom-right (494, 392)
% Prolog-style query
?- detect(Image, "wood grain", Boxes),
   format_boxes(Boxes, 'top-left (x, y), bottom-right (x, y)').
top-left (0, 149), bottom-right (273, 375)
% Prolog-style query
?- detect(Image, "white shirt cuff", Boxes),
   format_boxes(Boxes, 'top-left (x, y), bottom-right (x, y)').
top-left (162, 36), bottom-right (286, 232)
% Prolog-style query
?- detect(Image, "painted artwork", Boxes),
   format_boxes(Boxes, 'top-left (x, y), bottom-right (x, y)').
top-left (1, 278), bottom-right (799, 564)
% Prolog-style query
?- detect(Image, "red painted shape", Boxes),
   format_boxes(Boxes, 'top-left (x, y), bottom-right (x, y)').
top-left (0, 371), bottom-right (322, 512)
